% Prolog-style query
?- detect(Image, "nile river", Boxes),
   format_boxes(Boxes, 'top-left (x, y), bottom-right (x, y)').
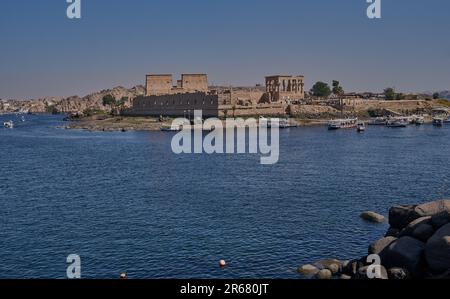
top-left (1, 114), bottom-right (449, 278)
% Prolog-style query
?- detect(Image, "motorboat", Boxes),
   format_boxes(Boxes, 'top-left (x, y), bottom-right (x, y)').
top-left (368, 117), bottom-right (387, 126)
top-left (161, 125), bottom-right (182, 132)
top-left (413, 116), bottom-right (425, 125)
top-left (327, 118), bottom-right (358, 130)
top-left (3, 121), bottom-right (14, 129)
top-left (433, 118), bottom-right (444, 127)
top-left (357, 122), bottom-right (366, 132)
top-left (386, 119), bottom-right (408, 128)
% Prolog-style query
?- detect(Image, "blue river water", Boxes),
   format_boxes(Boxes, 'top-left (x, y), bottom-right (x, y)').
top-left (0, 114), bottom-right (449, 279)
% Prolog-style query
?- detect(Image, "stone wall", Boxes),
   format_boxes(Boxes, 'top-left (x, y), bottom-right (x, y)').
top-left (145, 75), bottom-right (173, 96)
top-left (218, 103), bottom-right (287, 118)
top-left (124, 92), bottom-right (220, 117)
top-left (181, 74), bottom-right (208, 93)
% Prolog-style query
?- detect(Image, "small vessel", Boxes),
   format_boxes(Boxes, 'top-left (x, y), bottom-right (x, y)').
top-left (357, 122), bottom-right (366, 132)
top-left (386, 119), bottom-right (408, 128)
top-left (270, 118), bottom-right (297, 129)
top-left (444, 117), bottom-right (450, 124)
top-left (368, 117), bottom-right (387, 126)
top-left (413, 116), bottom-right (425, 125)
top-left (3, 121), bottom-right (14, 129)
top-left (161, 125), bottom-right (182, 132)
top-left (433, 118), bottom-right (444, 127)
top-left (327, 118), bottom-right (358, 130)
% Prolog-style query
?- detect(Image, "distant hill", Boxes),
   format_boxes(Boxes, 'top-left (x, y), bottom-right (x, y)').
top-left (0, 85), bottom-right (145, 114)
top-left (439, 91), bottom-right (450, 99)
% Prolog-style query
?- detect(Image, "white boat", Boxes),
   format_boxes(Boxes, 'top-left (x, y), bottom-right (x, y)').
top-left (433, 118), bottom-right (444, 127)
top-left (327, 118), bottom-right (358, 130)
top-left (444, 117), bottom-right (450, 124)
top-left (267, 118), bottom-right (296, 129)
top-left (161, 125), bottom-right (182, 132)
top-left (386, 119), bottom-right (408, 128)
top-left (3, 121), bottom-right (14, 129)
top-left (357, 122), bottom-right (366, 132)
top-left (368, 117), bottom-right (387, 126)
top-left (413, 116), bottom-right (425, 125)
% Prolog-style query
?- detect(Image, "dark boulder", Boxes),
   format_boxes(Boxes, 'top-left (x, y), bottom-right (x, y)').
top-left (342, 258), bottom-right (366, 276)
top-left (388, 268), bottom-right (410, 280)
top-left (425, 223), bottom-right (450, 275)
top-left (431, 210), bottom-right (450, 229)
top-left (369, 237), bottom-right (397, 255)
top-left (389, 205), bottom-right (420, 230)
top-left (399, 217), bottom-right (435, 242)
top-left (379, 236), bottom-right (426, 279)
top-left (385, 227), bottom-right (400, 238)
top-left (355, 265), bottom-right (388, 280)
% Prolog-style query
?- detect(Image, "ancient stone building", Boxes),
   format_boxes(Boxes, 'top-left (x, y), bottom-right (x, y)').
top-left (127, 92), bottom-right (220, 118)
top-left (265, 75), bottom-right (305, 102)
top-left (125, 73), bottom-right (303, 118)
top-left (145, 74), bottom-right (208, 96)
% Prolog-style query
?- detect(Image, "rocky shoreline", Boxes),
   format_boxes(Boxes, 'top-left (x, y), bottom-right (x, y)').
top-left (298, 199), bottom-right (450, 279)
top-left (62, 116), bottom-right (328, 132)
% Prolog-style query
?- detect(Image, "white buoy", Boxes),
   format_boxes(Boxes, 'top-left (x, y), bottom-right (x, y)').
top-left (219, 260), bottom-right (226, 268)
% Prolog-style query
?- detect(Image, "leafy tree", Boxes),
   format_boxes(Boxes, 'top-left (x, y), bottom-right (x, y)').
top-left (332, 80), bottom-right (344, 96)
top-left (311, 81), bottom-right (332, 98)
top-left (116, 97), bottom-right (128, 108)
top-left (433, 92), bottom-right (440, 100)
top-left (396, 93), bottom-right (405, 100)
top-left (102, 94), bottom-right (116, 107)
top-left (384, 87), bottom-right (396, 101)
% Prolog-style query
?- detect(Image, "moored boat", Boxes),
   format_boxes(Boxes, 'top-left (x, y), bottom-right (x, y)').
top-left (357, 122), bottom-right (366, 132)
top-left (161, 125), bottom-right (182, 132)
top-left (433, 117), bottom-right (444, 127)
top-left (3, 121), bottom-right (14, 129)
top-left (327, 118), bottom-right (358, 130)
top-left (368, 117), bottom-right (387, 126)
top-left (413, 116), bottom-right (425, 125)
top-left (386, 119), bottom-right (408, 128)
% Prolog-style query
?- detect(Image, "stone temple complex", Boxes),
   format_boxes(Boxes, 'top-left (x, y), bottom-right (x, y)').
top-left (123, 73), bottom-right (305, 118)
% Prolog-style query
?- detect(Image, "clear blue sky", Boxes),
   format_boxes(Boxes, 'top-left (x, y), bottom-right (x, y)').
top-left (1, 0), bottom-right (449, 99)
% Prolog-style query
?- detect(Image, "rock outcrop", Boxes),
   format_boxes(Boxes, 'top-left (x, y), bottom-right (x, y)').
top-left (0, 85), bottom-right (145, 114)
top-left (298, 199), bottom-right (450, 279)
top-left (360, 211), bottom-right (385, 223)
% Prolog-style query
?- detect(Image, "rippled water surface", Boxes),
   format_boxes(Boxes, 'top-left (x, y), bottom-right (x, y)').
top-left (1, 114), bottom-right (449, 278)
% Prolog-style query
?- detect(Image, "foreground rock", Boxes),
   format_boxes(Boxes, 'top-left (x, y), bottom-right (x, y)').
top-left (297, 264), bottom-right (319, 276)
top-left (379, 236), bottom-right (425, 278)
top-left (298, 199), bottom-right (450, 279)
top-left (360, 211), bottom-right (385, 223)
top-left (425, 223), bottom-right (450, 274)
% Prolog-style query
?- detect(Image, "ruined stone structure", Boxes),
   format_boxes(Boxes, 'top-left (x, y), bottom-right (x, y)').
top-left (125, 73), bottom-right (304, 118)
top-left (129, 93), bottom-right (221, 118)
top-left (265, 75), bottom-right (305, 102)
top-left (145, 74), bottom-right (208, 96)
